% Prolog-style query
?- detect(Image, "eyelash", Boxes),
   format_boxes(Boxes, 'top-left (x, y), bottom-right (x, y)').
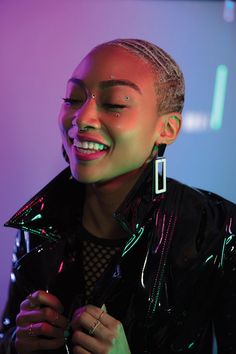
top-left (102, 103), bottom-right (126, 111)
top-left (63, 98), bottom-right (82, 106)
top-left (62, 98), bottom-right (126, 111)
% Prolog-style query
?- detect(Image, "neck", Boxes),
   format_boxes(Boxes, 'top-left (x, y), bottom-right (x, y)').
top-left (82, 166), bottom-right (146, 239)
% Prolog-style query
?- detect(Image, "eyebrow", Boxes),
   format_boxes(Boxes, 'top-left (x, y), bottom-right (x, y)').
top-left (68, 78), bottom-right (142, 94)
top-left (99, 79), bottom-right (142, 94)
top-left (68, 78), bottom-right (86, 87)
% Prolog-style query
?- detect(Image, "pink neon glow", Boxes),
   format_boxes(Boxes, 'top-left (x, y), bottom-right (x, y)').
top-left (58, 261), bottom-right (64, 274)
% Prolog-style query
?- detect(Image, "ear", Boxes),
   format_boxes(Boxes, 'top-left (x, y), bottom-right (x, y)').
top-left (157, 112), bottom-right (182, 145)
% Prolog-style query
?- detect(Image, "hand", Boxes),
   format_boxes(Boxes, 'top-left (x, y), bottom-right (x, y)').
top-left (71, 304), bottom-right (131, 354)
top-left (15, 290), bottom-right (69, 353)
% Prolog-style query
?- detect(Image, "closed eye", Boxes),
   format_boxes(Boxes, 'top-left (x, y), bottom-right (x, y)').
top-left (103, 103), bottom-right (126, 111)
top-left (62, 98), bottom-right (83, 106)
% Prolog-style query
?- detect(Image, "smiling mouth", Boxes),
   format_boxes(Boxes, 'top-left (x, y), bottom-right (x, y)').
top-left (73, 139), bottom-right (109, 153)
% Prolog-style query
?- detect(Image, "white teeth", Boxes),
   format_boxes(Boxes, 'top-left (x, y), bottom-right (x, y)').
top-left (73, 140), bottom-right (108, 151)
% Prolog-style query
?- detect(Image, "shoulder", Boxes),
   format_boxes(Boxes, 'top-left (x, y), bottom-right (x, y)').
top-left (167, 178), bottom-right (236, 261)
top-left (168, 177), bottom-right (236, 219)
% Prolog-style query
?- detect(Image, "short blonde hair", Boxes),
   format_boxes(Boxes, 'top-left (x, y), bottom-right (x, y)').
top-left (95, 38), bottom-right (185, 115)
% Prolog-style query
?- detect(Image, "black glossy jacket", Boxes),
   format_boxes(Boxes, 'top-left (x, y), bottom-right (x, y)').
top-left (1, 161), bottom-right (236, 354)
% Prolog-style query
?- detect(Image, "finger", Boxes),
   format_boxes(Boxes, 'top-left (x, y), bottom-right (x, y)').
top-left (72, 305), bottom-right (102, 329)
top-left (73, 345), bottom-right (91, 354)
top-left (72, 330), bottom-right (103, 353)
top-left (17, 322), bottom-right (65, 339)
top-left (72, 308), bottom-right (97, 332)
top-left (20, 294), bottom-right (40, 310)
top-left (81, 304), bottom-right (119, 329)
top-left (72, 309), bottom-right (114, 343)
top-left (16, 307), bottom-right (68, 329)
top-left (22, 290), bottom-right (64, 313)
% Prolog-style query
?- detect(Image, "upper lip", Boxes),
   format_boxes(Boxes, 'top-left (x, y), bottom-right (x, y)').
top-left (73, 134), bottom-right (110, 148)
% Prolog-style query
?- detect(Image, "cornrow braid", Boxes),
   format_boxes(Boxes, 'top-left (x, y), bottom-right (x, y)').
top-left (95, 38), bottom-right (185, 115)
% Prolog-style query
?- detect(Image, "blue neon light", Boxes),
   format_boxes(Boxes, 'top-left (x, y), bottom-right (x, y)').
top-left (210, 65), bottom-right (228, 131)
top-left (226, 0), bottom-right (234, 10)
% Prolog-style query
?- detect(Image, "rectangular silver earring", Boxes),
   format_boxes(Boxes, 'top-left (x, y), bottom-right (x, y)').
top-left (155, 157), bottom-right (166, 194)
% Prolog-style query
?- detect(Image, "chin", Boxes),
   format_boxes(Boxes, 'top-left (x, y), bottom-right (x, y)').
top-left (69, 166), bottom-right (101, 184)
top-left (71, 170), bottom-right (94, 183)
top-left (69, 160), bottom-right (145, 185)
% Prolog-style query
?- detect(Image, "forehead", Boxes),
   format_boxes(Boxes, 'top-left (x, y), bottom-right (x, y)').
top-left (71, 46), bottom-right (155, 92)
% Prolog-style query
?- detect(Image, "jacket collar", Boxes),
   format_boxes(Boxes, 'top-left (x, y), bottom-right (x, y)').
top-left (5, 160), bottom-right (164, 241)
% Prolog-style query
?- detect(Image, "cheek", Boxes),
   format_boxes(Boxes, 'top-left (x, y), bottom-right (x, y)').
top-left (58, 107), bottom-right (72, 133)
top-left (109, 112), bottom-right (155, 147)
top-left (106, 110), bottom-right (139, 138)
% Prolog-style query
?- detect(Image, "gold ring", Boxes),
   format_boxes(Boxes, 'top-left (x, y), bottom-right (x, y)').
top-left (97, 310), bottom-right (104, 322)
top-left (88, 319), bottom-right (101, 336)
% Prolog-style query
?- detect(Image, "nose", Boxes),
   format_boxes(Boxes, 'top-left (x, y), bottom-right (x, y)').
top-left (72, 98), bottom-right (101, 131)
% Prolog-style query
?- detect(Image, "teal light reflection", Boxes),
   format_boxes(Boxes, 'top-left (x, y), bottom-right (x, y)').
top-left (205, 254), bottom-right (214, 264)
top-left (210, 65), bottom-right (228, 130)
top-left (31, 213), bottom-right (42, 221)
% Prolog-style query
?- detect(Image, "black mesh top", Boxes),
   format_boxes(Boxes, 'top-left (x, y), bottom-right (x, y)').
top-left (78, 226), bottom-right (127, 302)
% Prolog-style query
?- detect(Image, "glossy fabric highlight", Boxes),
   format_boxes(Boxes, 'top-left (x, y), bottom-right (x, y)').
top-left (5, 195), bottom-right (61, 242)
top-left (1, 162), bottom-right (236, 353)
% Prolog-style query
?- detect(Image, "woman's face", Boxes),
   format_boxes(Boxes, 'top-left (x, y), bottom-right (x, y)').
top-left (58, 46), bottom-right (163, 184)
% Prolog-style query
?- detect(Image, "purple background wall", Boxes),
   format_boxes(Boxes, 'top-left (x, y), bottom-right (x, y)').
top-left (0, 0), bottom-right (235, 343)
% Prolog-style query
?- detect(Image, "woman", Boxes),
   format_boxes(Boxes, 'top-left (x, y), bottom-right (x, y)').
top-left (1, 39), bottom-right (236, 354)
